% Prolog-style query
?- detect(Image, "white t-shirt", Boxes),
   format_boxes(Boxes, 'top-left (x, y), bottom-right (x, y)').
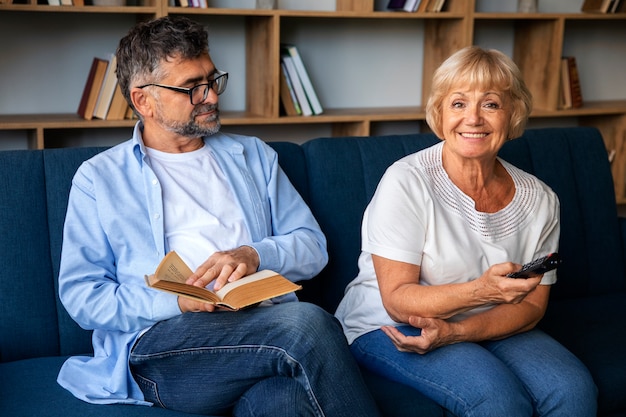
top-left (146, 143), bottom-right (251, 273)
top-left (335, 141), bottom-right (560, 344)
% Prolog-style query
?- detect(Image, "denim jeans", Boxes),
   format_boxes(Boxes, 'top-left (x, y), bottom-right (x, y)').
top-left (129, 302), bottom-right (380, 417)
top-left (351, 326), bottom-right (597, 417)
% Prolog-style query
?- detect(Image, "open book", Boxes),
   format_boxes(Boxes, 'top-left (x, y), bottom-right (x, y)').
top-left (145, 251), bottom-right (301, 311)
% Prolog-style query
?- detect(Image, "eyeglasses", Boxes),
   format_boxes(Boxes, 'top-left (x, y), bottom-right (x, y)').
top-left (138, 70), bottom-right (228, 105)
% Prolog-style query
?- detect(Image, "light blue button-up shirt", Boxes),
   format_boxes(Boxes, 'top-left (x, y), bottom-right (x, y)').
top-left (57, 123), bottom-right (328, 405)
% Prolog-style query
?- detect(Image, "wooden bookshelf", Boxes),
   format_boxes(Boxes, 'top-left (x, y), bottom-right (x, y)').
top-left (1, 0), bottom-right (626, 200)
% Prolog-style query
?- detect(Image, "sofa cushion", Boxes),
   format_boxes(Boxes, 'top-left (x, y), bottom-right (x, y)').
top-left (0, 357), bottom-right (195, 417)
top-left (540, 293), bottom-right (626, 415)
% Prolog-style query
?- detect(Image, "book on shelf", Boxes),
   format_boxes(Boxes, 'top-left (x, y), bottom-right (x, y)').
top-left (47, 0), bottom-right (61, 5)
top-left (280, 54), bottom-right (313, 116)
top-left (387, 0), bottom-right (406, 10)
top-left (581, 0), bottom-right (613, 13)
top-left (610, 0), bottom-right (626, 12)
top-left (559, 58), bottom-right (572, 109)
top-left (145, 251), bottom-right (302, 311)
top-left (417, 0), bottom-right (431, 12)
top-left (426, 0), bottom-right (446, 12)
top-left (77, 57), bottom-right (109, 120)
top-left (565, 56), bottom-right (583, 109)
top-left (281, 44), bottom-right (323, 115)
top-left (106, 83), bottom-right (129, 121)
top-left (402, 0), bottom-right (419, 12)
top-left (93, 54), bottom-right (118, 120)
top-left (279, 61), bottom-right (302, 116)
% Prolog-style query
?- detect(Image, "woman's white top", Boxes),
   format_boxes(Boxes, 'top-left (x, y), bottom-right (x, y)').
top-left (335, 141), bottom-right (560, 344)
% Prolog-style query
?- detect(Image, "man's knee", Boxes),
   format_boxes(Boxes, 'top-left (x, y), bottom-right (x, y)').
top-left (234, 376), bottom-right (316, 417)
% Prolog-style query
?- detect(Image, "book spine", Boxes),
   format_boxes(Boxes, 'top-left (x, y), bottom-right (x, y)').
top-left (567, 57), bottom-right (583, 108)
top-left (280, 62), bottom-right (302, 116)
top-left (282, 45), bottom-right (323, 115)
top-left (281, 55), bottom-right (313, 116)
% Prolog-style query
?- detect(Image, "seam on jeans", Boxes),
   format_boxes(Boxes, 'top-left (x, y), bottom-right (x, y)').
top-left (133, 373), bottom-right (166, 408)
top-left (131, 344), bottom-right (325, 417)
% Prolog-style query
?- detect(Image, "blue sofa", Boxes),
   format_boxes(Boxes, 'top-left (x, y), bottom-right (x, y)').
top-left (1, 127), bottom-right (625, 417)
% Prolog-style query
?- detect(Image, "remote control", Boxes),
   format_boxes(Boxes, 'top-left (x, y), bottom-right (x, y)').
top-left (507, 253), bottom-right (562, 279)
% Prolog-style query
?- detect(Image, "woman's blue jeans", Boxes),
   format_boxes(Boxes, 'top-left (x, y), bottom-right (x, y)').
top-left (129, 302), bottom-right (380, 417)
top-left (351, 326), bottom-right (597, 417)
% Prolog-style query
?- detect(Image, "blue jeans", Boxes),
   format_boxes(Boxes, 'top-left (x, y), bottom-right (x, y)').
top-left (129, 302), bottom-right (380, 417)
top-left (351, 326), bottom-right (597, 417)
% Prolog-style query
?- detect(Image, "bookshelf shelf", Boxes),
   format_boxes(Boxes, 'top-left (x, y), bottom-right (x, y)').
top-left (1, 0), bottom-right (626, 201)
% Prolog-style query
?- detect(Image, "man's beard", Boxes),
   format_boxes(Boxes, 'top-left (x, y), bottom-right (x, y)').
top-left (157, 103), bottom-right (221, 138)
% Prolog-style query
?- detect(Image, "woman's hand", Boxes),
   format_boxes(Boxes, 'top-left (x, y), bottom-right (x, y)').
top-left (381, 316), bottom-right (458, 354)
top-left (479, 262), bottom-right (543, 305)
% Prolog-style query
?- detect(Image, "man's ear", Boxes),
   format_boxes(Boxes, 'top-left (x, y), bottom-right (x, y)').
top-left (130, 88), bottom-right (152, 118)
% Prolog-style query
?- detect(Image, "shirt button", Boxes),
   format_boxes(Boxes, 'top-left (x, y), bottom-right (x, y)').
top-left (153, 213), bottom-right (160, 220)
top-left (152, 179), bottom-right (158, 185)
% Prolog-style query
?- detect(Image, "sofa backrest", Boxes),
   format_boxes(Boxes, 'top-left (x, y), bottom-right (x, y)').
top-left (0, 147), bottom-right (107, 363)
top-left (300, 127), bottom-right (626, 313)
top-left (0, 150), bottom-right (58, 362)
top-left (1, 126), bottom-right (623, 363)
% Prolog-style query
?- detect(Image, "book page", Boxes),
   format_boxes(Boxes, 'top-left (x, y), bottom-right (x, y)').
top-left (217, 271), bottom-right (302, 308)
top-left (215, 269), bottom-right (278, 298)
top-left (154, 251), bottom-right (194, 283)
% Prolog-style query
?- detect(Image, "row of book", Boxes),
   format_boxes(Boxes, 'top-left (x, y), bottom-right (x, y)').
top-left (387, 0), bottom-right (446, 13)
top-left (43, 0), bottom-right (129, 5)
top-left (581, 0), bottom-right (626, 13)
top-left (169, 0), bottom-right (206, 7)
top-left (558, 56), bottom-right (583, 110)
top-left (77, 54), bottom-right (134, 121)
top-left (279, 44), bottom-right (323, 117)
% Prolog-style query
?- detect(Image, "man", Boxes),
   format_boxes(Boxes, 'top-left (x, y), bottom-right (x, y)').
top-left (57, 15), bottom-right (380, 417)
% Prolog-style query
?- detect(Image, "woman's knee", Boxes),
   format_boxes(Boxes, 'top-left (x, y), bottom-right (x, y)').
top-left (538, 367), bottom-right (597, 416)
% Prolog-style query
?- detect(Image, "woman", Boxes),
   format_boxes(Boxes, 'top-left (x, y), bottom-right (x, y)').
top-left (335, 46), bottom-right (597, 416)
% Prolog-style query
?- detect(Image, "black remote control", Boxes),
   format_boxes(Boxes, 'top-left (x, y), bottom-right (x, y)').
top-left (507, 253), bottom-right (562, 279)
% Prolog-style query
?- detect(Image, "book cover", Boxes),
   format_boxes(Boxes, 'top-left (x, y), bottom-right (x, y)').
top-left (77, 57), bottom-right (100, 118)
top-left (78, 57), bottom-right (108, 120)
top-left (279, 62), bottom-right (302, 116)
top-left (427, 0), bottom-right (446, 12)
top-left (559, 57), bottom-right (572, 109)
top-left (581, 0), bottom-right (612, 13)
top-left (281, 44), bottom-right (323, 115)
top-left (418, 0), bottom-right (432, 12)
top-left (565, 56), bottom-right (583, 108)
top-left (280, 54), bottom-right (313, 116)
top-left (403, 0), bottom-right (419, 12)
top-left (145, 251), bottom-right (301, 311)
top-left (93, 54), bottom-right (118, 120)
top-left (106, 83), bottom-right (129, 120)
top-left (387, 0), bottom-right (406, 10)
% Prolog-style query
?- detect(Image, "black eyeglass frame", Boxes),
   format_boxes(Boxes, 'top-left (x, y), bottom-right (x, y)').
top-left (137, 70), bottom-right (228, 105)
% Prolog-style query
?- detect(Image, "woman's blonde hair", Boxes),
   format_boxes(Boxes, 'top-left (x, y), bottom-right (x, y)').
top-left (425, 46), bottom-right (533, 140)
